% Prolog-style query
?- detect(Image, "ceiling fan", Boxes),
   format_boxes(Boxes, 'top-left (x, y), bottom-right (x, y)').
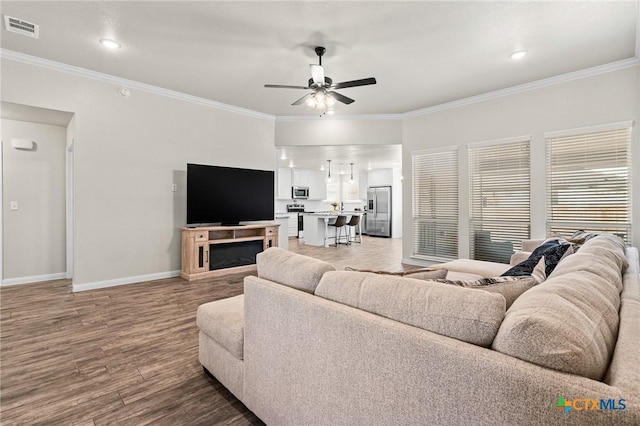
top-left (264, 46), bottom-right (376, 112)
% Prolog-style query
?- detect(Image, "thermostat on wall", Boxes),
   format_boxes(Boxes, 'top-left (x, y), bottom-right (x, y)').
top-left (11, 139), bottom-right (34, 150)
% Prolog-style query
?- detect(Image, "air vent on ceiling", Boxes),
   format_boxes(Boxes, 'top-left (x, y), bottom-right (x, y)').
top-left (3, 15), bottom-right (39, 39)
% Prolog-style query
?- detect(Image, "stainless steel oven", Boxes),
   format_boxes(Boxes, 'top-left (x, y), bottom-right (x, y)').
top-left (286, 203), bottom-right (305, 238)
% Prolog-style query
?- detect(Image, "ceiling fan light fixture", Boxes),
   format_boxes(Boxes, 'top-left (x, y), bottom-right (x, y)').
top-left (264, 46), bottom-right (376, 111)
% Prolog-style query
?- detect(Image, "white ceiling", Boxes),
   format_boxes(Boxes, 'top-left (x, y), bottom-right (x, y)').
top-left (0, 1), bottom-right (637, 172)
top-left (1, 1), bottom-right (637, 118)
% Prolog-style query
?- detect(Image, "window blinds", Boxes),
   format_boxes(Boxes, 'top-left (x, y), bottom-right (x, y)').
top-left (469, 139), bottom-right (530, 263)
top-left (546, 126), bottom-right (632, 242)
top-left (412, 148), bottom-right (458, 260)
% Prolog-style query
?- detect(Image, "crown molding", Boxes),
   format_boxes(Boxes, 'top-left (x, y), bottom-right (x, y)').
top-left (0, 49), bottom-right (275, 121)
top-left (403, 57), bottom-right (640, 118)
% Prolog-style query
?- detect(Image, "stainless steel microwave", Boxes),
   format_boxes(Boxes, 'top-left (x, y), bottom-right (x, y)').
top-left (292, 186), bottom-right (309, 199)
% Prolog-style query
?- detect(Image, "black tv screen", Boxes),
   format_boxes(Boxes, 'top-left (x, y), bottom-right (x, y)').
top-left (187, 163), bottom-right (274, 226)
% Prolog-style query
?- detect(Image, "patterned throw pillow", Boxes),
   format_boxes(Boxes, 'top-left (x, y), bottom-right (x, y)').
top-left (434, 276), bottom-right (537, 308)
top-left (501, 239), bottom-right (573, 279)
top-left (344, 266), bottom-right (448, 280)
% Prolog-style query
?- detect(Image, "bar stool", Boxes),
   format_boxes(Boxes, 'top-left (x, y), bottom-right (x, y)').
top-left (345, 215), bottom-right (361, 244)
top-left (328, 215), bottom-right (348, 246)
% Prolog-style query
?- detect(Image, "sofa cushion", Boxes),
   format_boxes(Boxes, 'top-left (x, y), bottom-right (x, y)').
top-left (492, 234), bottom-right (628, 380)
top-left (344, 266), bottom-right (447, 280)
top-left (434, 276), bottom-right (537, 309)
top-left (315, 271), bottom-right (506, 347)
top-left (197, 295), bottom-right (245, 360)
top-left (256, 247), bottom-right (336, 293)
top-left (432, 259), bottom-right (511, 278)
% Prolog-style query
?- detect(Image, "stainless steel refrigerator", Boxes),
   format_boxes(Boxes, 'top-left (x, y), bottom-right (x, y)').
top-left (366, 186), bottom-right (391, 237)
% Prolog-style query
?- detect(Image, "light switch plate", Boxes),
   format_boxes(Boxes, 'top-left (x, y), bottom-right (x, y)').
top-left (10, 201), bottom-right (18, 210)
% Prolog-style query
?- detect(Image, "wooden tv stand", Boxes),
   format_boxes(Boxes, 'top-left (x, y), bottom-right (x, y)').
top-left (180, 223), bottom-right (279, 281)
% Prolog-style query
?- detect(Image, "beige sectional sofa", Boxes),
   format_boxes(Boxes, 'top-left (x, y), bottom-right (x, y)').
top-left (197, 235), bottom-right (639, 425)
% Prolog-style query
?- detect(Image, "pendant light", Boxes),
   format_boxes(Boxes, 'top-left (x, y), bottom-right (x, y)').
top-left (349, 163), bottom-right (355, 183)
top-left (326, 159), bottom-right (332, 183)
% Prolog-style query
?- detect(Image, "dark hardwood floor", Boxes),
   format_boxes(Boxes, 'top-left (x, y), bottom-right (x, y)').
top-left (0, 235), bottom-right (405, 425)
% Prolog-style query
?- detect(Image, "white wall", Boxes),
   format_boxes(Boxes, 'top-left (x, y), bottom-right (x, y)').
top-left (402, 65), bottom-right (640, 264)
top-left (275, 117), bottom-right (402, 146)
top-left (1, 59), bottom-right (275, 289)
top-left (2, 119), bottom-right (67, 281)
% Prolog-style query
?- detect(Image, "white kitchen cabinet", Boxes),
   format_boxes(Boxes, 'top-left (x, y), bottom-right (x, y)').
top-left (308, 170), bottom-right (327, 200)
top-left (359, 170), bottom-right (369, 199)
top-left (368, 168), bottom-right (393, 186)
top-left (288, 215), bottom-right (298, 237)
top-left (292, 169), bottom-right (309, 187)
top-left (277, 168), bottom-right (292, 199)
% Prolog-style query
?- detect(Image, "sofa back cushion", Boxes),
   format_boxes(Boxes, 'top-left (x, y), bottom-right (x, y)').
top-left (492, 234), bottom-right (628, 380)
top-left (315, 271), bottom-right (506, 347)
top-left (256, 247), bottom-right (336, 293)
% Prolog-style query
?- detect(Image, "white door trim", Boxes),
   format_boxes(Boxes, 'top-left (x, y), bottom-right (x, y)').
top-left (66, 139), bottom-right (74, 279)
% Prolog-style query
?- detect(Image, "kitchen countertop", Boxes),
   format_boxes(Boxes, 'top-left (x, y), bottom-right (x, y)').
top-left (302, 211), bottom-right (364, 247)
top-left (302, 211), bottom-right (364, 216)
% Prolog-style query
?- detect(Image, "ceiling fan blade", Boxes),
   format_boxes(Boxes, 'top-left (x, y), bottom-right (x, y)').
top-left (328, 91), bottom-right (355, 105)
top-left (292, 93), bottom-right (313, 106)
top-left (264, 84), bottom-right (310, 89)
top-left (331, 77), bottom-right (377, 90)
top-left (310, 65), bottom-right (325, 85)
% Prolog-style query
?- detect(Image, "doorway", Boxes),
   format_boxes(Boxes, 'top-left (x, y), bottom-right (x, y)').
top-left (1, 102), bottom-right (75, 285)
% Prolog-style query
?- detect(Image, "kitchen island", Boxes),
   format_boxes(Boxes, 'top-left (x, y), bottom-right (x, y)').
top-left (302, 212), bottom-right (364, 247)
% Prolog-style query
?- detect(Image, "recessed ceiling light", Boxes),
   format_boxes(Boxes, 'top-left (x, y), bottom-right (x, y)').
top-left (100, 38), bottom-right (121, 49)
top-left (509, 50), bottom-right (527, 60)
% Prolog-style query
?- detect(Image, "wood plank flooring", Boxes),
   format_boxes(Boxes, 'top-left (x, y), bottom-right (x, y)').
top-left (0, 235), bottom-right (406, 425)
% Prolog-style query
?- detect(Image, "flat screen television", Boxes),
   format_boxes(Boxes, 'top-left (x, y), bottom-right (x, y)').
top-left (187, 163), bottom-right (274, 226)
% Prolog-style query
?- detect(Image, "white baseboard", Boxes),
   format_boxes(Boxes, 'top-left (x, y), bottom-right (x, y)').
top-left (72, 270), bottom-right (181, 292)
top-left (2, 272), bottom-right (68, 286)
